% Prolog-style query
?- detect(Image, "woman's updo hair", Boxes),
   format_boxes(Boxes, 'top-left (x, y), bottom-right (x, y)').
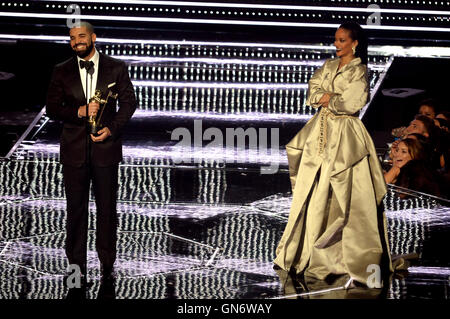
top-left (339, 22), bottom-right (368, 65)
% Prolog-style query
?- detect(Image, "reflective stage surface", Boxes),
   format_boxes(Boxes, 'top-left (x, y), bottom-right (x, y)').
top-left (1, 159), bottom-right (449, 299)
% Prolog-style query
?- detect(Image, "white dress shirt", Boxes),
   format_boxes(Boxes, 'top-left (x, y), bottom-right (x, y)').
top-left (77, 48), bottom-right (100, 101)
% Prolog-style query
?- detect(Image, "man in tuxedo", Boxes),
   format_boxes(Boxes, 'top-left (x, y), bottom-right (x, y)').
top-left (46, 22), bottom-right (136, 284)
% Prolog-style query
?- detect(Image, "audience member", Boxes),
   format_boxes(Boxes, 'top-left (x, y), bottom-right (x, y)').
top-left (403, 114), bottom-right (436, 138)
top-left (417, 98), bottom-right (438, 119)
top-left (436, 111), bottom-right (450, 122)
top-left (434, 121), bottom-right (450, 171)
top-left (385, 98), bottom-right (448, 199)
top-left (392, 99), bottom-right (439, 137)
top-left (389, 115), bottom-right (436, 159)
top-left (434, 118), bottom-right (449, 132)
top-left (384, 138), bottom-right (442, 198)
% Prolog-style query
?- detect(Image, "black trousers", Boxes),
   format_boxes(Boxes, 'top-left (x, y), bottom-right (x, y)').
top-left (63, 164), bottom-right (119, 274)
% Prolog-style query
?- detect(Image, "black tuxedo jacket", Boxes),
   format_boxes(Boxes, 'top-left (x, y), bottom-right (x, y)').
top-left (46, 52), bottom-right (136, 167)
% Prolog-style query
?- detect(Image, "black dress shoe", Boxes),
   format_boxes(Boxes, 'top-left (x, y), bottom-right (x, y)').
top-left (64, 275), bottom-right (91, 300)
top-left (66, 286), bottom-right (86, 300)
top-left (98, 274), bottom-right (116, 300)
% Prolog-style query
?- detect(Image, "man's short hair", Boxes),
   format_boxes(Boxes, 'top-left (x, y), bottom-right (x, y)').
top-left (71, 21), bottom-right (95, 34)
top-left (415, 114), bottom-right (436, 137)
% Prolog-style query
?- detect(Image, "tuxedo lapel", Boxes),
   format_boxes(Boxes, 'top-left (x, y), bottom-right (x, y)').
top-left (68, 56), bottom-right (87, 104)
top-left (95, 53), bottom-right (107, 93)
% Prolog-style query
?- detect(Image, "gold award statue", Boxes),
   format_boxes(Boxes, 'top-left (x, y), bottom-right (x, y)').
top-left (88, 83), bottom-right (118, 135)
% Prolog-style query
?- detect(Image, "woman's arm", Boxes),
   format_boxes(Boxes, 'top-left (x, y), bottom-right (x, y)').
top-left (306, 60), bottom-right (330, 108)
top-left (318, 93), bottom-right (332, 107)
top-left (327, 65), bottom-right (369, 115)
top-left (384, 165), bottom-right (401, 184)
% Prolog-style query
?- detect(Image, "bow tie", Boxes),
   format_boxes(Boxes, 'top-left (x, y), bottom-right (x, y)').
top-left (79, 60), bottom-right (94, 70)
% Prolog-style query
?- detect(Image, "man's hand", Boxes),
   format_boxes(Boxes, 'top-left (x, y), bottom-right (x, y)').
top-left (78, 101), bottom-right (100, 118)
top-left (91, 127), bottom-right (111, 142)
top-left (391, 126), bottom-right (406, 138)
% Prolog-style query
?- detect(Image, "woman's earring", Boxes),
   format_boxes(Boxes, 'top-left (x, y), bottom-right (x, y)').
top-left (352, 46), bottom-right (356, 55)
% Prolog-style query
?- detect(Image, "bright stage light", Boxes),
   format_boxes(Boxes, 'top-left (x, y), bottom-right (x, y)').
top-left (37, 0), bottom-right (450, 16)
top-left (0, 11), bottom-right (449, 33)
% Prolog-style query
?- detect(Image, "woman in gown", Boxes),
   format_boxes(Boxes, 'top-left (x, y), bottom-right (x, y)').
top-left (274, 22), bottom-right (400, 287)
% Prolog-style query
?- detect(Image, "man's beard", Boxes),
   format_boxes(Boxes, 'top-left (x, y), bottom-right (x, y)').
top-left (74, 41), bottom-right (94, 58)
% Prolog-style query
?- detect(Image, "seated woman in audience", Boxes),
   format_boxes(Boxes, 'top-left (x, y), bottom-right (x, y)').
top-left (385, 138), bottom-right (422, 184)
top-left (384, 138), bottom-right (442, 198)
top-left (417, 98), bottom-right (438, 119)
top-left (406, 132), bottom-right (442, 170)
top-left (403, 131), bottom-right (448, 198)
top-left (389, 115), bottom-right (436, 161)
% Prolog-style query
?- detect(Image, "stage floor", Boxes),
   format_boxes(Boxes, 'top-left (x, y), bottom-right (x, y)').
top-left (1, 156), bottom-right (449, 299)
